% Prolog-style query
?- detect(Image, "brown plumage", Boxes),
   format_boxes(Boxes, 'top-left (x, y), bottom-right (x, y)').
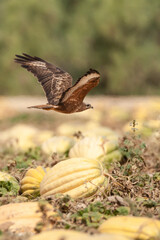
top-left (15, 53), bottom-right (100, 114)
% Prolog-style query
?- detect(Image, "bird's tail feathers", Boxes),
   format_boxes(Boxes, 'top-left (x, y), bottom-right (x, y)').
top-left (28, 104), bottom-right (58, 111)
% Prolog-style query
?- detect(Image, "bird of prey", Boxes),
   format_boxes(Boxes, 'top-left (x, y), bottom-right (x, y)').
top-left (15, 53), bottom-right (100, 114)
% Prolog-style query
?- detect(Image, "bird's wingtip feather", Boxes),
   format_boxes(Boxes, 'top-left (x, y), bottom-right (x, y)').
top-left (87, 68), bottom-right (100, 75)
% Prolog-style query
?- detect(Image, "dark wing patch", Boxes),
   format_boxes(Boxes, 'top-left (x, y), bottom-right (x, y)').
top-left (15, 53), bottom-right (73, 105)
top-left (61, 69), bottom-right (100, 104)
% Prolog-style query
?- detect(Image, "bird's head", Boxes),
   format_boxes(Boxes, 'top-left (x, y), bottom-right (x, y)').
top-left (76, 103), bottom-right (93, 113)
top-left (85, 103), bottom-right (93, 109)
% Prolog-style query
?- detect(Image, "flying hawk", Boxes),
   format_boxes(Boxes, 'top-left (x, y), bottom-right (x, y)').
top-left (15, 53), bottom-right (100, 114)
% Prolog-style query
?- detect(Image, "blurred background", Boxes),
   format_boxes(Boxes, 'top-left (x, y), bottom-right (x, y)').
top-left (0, 1), bottom-right (159, 232)
top-left (0, 0), bottom-right (160, 96)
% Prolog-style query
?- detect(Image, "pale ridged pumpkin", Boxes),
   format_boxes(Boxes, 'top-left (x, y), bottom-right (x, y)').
top-left (41, 136), bottom-right (74, 155)
top-left (21, 166), bottom-right (50, 197)
top-left (69, 137), bottom-right (121, 168)
top-left (99, 216), bottom-right (160, 240)
top-left (29, 229), bottom-right (129, 240)
top-left (40, 158), bottom-right (106, 199)
top-left (0, 201), bottom-right (57, 233)
top-left (0, 171), bottom-right (19, 196)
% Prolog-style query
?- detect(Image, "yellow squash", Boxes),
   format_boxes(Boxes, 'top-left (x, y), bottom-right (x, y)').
top-left (21, 166), bottom-right (50, 197)
top-left (40, 158), bottom-right (106, 199)
top-left (99, 216), bottom-right (160, 240)
top-left (29, 229), bottom-right (130, 240)
top-left (69, 137), bottom-right (121, 168)
top-left (41, 136), bottom-right (74, 155)
top-left (0, 201), bottom-right (57, 233)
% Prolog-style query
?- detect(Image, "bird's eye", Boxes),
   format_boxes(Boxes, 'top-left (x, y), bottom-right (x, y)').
top-left (86, 104), bottom-right (93, 109)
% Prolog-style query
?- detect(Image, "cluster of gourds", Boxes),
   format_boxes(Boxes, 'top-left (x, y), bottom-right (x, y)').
top-left (8, 123), bottom-right (119, 199)
top-left (0, 200), bottom-right (160, 240)
top-left (20, 137), bottom-right (121, 199)
top-left (0, 123), bottom-right (120, 152)
top-left (0, 123), bottom-right (160, 239)
top-left (0, 124), bottom-right (53, 151)
top-left (0, 123), bottom-right (121, 200)
top-left (20, 159), bottom-right (106, 199)
top-left (2, 122), bottom-right (160, 239)
top-left (0, 122), bottom-right (122, 201)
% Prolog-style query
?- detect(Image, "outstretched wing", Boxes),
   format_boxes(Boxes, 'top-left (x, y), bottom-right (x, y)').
top-left (61, 69), bottom-right (100, 104)
top-left (15, 53), bottom-right (73, 105)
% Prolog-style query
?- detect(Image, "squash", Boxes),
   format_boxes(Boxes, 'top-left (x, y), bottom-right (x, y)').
top-left (0, 124), bottom-right (54, 151)
top-left (99, 216), bottom-right (160, 240)
top-left (21, 166), bottom-right (50, 197)
top-left (30, 229), bottom-right (91, 240)
top-left (0, 171), bottom-right (19, 196)
top-left (41, 136), bottom-right (74, 155)
top-left (29, 229), bottom-right (129, 240)
top-left (69, 137), bottom-right (121, 168)
top-left (0, 124), bottom-right (37, 150)
top-left (40, 158), bottom-right (106, 199)
top-left (0, 201), bottom-right (57, 233)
